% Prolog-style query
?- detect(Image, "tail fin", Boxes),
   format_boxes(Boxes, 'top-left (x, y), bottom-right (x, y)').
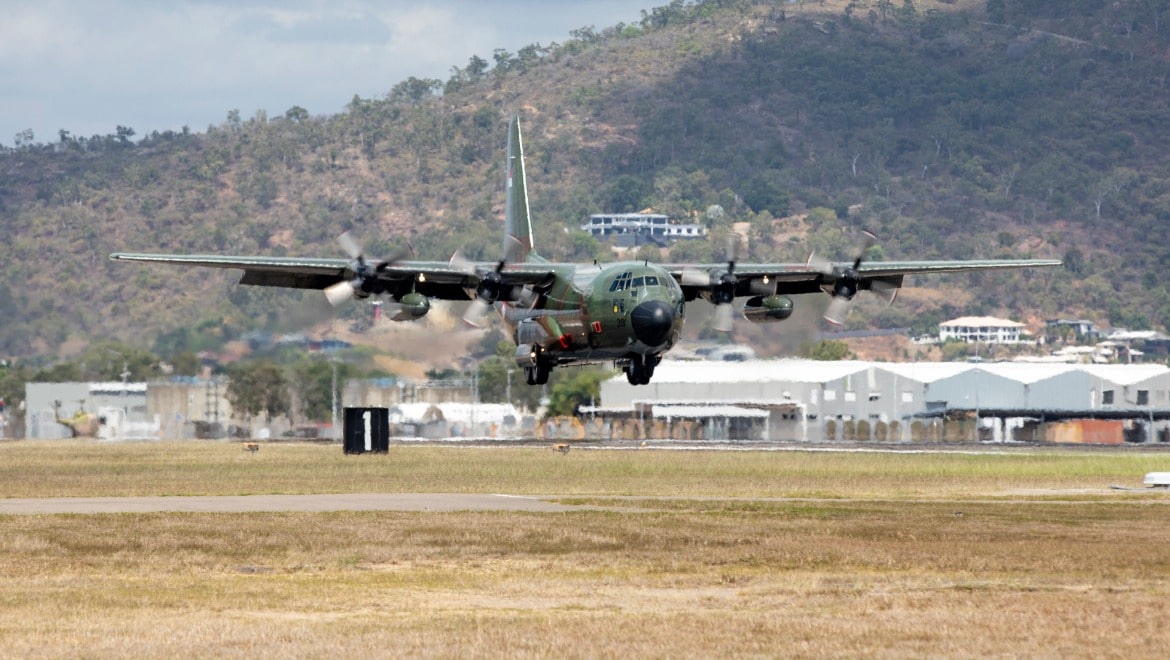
top-left (504, 116), bottom-right (541, 262)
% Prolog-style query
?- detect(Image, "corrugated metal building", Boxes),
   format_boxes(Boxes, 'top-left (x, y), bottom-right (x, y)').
top-left (597, 359), bottom-right (1170, 443)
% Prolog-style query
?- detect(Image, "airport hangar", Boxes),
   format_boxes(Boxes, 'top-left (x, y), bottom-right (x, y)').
top-left (591, 360), bottom-right (1170, 443)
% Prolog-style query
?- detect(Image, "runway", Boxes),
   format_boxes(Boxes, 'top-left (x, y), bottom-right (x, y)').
top-left (0, 493), bottom-right (578, 515)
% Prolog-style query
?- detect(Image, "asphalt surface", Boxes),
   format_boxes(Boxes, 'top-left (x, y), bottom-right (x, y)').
top-left (0, 493), bottom-right (578, 515)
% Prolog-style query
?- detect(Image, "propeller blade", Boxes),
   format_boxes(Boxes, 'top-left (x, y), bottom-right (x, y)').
top-left (713, 303), bottom-right (735, 333)
top-left (823, 296), bottom-right (852, 326)
top-left (807, 251), bottom-right (834, 275)
top-left (374, 245), bottom-right (410, 272)
top-left (324, 280), bottom-right (356, 307)
top-left (462, 298), bottom-right (492, 327)
top-left (724, 232), bottom-right (740, 265)
top-left (448, 249), bottom-right (476, 275)
top-left (852, 230), bottom-right (877, 270)
top-left (681, 268), bottom-right (713, 287)
top-left (514, 287), bottom-right (539, 308)
top-left (870, 279), bottom-right (899, 306)
top-left (338, 231), bottom-right (363, 261)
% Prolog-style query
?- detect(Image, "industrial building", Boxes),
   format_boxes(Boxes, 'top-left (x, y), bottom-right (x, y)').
top-left (25, 381), bottom-right (157, 440)
top-left (594, 359), bottom-right (1170, 443)
top-left (21, 376), bottom-right (510, 440)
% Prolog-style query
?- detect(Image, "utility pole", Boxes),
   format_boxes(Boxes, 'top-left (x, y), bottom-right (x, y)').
top-left (331, 360), bottom-right (339, 441)
top-left (505, 368), bottom-right (513, 406)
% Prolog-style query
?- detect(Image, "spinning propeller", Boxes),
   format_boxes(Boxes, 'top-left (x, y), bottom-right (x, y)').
top-left (809, 230), bottom-right (897, 325)
top-left (324, 231), bottom-right (408, 307)
top-left (453, 236), bottom-right (528, 327)
top-left (682, 233), bottom-right (742, 332)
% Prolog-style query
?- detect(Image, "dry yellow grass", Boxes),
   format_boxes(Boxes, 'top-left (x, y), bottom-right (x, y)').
top-left (1, 441), bottom-right (1168, 657)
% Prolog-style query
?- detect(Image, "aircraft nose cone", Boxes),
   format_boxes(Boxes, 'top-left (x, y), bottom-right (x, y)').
top-left (630, 300), bottom-right (675, 347)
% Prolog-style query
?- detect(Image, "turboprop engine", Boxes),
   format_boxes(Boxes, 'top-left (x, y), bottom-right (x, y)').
top-left (742, 294), bottom-right (794, 323)
top-left (385, 292), bottom-right (430, 321)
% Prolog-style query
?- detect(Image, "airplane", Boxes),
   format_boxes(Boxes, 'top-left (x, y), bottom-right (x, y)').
top-left (111, 116), bottom-right (1061, 386)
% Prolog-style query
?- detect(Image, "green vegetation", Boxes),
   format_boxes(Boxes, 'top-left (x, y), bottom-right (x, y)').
top-left (0, 0), bottom-right (1166, 366)
top-left (0, 441), bottom-right (1164, 499)
top-left (801, 338), bottom-right (853, 360)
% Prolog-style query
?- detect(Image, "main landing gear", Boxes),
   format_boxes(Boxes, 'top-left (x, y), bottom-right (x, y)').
top-left (625, 353), bottom-right (660, 386)
top-left (525, 348), bottom-right (552, 385)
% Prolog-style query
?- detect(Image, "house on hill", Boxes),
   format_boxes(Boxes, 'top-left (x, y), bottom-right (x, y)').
top-left (580, 213), bottom-right (706, 248)
top-left (939, 316), bottom-right (1027, 344)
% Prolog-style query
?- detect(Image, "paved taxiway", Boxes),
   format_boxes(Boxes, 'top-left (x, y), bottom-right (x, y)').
top-left (0, 493), bottom-right (577, 515)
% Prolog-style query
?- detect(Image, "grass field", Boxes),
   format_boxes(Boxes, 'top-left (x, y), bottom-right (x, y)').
top-left (1, 441), bottom-right (1168, 657)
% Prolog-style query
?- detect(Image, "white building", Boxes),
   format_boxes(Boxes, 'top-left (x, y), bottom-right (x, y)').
top-left (939, 316), bottom-right (1027, 344)
top-left (596, 359), bottom-right (1170, 443)
top-left (580, 213), bottom-right (707, 247)
top-left (25, 381), bottom-right (158, 440)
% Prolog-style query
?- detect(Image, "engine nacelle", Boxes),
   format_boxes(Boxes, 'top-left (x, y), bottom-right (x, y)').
top-left (742, 294), bottom-right (794, 323)
top-left (515, 318), bottom-right (552, 347)
top-left (387, 292), bottom-right (430, 321)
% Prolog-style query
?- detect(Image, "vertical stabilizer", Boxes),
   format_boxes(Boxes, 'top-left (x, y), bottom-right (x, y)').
top-left (504, 116), bottom-right (540, 262)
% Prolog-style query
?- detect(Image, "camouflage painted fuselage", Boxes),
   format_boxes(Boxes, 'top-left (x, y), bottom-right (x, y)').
top-left (504, 261), bottom-right (685, 367)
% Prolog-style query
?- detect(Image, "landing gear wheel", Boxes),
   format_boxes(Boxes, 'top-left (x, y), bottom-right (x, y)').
top-left (526, 348), bottom-right (552, 385)
top-left (625, 354), bottom-right (658, 386)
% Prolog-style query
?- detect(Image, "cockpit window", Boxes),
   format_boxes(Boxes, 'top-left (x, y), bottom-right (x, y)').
top-left (631, 277), bottom-right (644, 288)
top-left (608, 271), bottom-right (633, 292)
top-left (645, 276), bottom-right (659, 286)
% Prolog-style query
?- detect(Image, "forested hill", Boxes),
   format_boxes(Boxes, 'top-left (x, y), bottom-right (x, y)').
top-left (1, 0), bottom-right (1169, 362)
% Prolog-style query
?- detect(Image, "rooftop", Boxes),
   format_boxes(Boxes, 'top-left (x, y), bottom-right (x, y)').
top-left (939, 316), bottom-right (1025, 328)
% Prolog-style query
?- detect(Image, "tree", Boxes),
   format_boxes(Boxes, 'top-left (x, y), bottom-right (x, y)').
top-left (801, 340), bottom-right (851, 361)
top-left (545, 368), bottom-right (609, 417)
top-left (389, 77), bottom-right (442, 104)
top-left (634, 244), bottom-right (662, 262)
top-left (0, 362), bottom-right (31, 433)
top-left (567, 231), bottom-right (603, 261)
top-left (492, 48), bottom-right (514, 75)
top-left (226, 361), bottom-right (290, 423)
top-left (292, 358), bottom-right (358, 422)
top-left (169, 351), bottom-right (201, 377)
top-left (115, 126), bottom-right (136, 144)
top-left (608, 175), bottom-right (649, 212)
top-left (668, 237), bottom-right (714, 263)
top-left (477, 355), bottom-right (519, 404)
top-left (78, 341), bottom-right (161, 381)
top-left (740, 170), bottom-right (790, 216)
top-left (466, 55), bottom-right (489, 82)
top-left (284, 106), bottom-right (310, 123)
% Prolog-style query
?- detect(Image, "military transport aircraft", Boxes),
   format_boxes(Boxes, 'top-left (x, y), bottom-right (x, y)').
top-left (111, 116), bottom-right (1060, 386)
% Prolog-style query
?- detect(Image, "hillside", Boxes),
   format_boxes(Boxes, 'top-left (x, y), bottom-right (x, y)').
top-left (1, 0), bottom-right (1168, 366)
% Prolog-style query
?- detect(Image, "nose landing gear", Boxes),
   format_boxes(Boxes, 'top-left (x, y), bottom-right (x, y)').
top-left (625, 353), bottom-right (660, 386)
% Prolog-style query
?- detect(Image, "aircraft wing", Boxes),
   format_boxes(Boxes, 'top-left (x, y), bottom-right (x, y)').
top-left (666, 258), bottom-right (1062, 298)
top-left (108, 252), bottom-right (560, 301)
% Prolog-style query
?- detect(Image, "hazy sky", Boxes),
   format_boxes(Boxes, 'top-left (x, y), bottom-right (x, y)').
top-left (1, 0), bottom-right (647, 147)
